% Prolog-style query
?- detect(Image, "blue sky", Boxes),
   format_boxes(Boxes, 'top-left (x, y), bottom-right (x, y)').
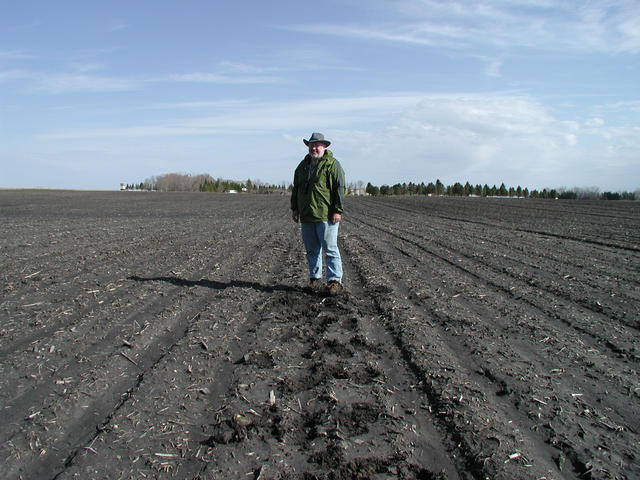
top-left (1, 0), bottom-right (639, 191)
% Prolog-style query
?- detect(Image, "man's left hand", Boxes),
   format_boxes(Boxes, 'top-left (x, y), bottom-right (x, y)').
top-left (331, 213), bottom-right (342, 223)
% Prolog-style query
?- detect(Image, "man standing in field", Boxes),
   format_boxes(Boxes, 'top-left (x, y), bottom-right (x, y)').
top-left (291, 132), bottom-right (345, 296)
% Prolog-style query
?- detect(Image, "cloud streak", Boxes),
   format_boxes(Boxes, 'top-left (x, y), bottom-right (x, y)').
top-left (165, 72), bottom-right (286, 85)
top-left (28, 91), bottom-right (640, 190)
top-left (3, 70), bottom-right (286, 94)
top-left (0, 49), bottom-right (33, 60)
top-left (36, 92), bottom-right (631, 143)
top-left (2, 52), bottom-right (355, 94)
top-left (33, 73), bottom-right (142, 93)
top-left (286, 0), bottom-right (640, 54)
top-left (38, 94), bottom-right (429, 138)
top-left (0, 69), bottom-right (30, 83)
top-left (38, 93), bottom-right (637, 165)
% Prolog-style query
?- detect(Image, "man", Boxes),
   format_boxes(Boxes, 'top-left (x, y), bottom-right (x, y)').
top-left (291, 132), bottom-right (345, 296)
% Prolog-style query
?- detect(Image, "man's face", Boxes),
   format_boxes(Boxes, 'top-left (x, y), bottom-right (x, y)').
top-left (308, 142), bottom-right (327, 159)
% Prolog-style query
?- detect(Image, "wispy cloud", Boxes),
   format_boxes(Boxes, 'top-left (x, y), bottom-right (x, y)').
top-left (34, 91), bottom-right (639, 189)
top-left (267, 44), bottom-right (365, 73)
top-left (106, 19), bottom-right (129, 32)
top-left (149, 99), bottom-right (253, 110)
top-left (33, 73), bottom-right (142, 93)
top-left (286, 24), bottom-right (446, 47)
top-left (165, 72), bottom-right (285, 84)
top-left (34, 94), bottom-right (439, 139)
top-left (16, 65), bottom-right (287, 94)
top-left (478, 56), bottom-right (503, 77)
top-left (33, 92), bottom-right (640, 168)
top-left (34, 92), bottom-right (567, 140)
top-left (0, 69), bottom-right (29, 82)
top-left (39, 126), bottom-right (229, 140)
top-left (601, 100), bottom-right (640, 113)
top-left (285, 0), bottom-right (640, 54)
top-left (68, 62), bottom-right (108, 73)
top-left (7, 20), bottom-right (42, 32)
top-left (0, 49), bottom-right (33, 60)
top-left (216, 61), bottom-right (278, 74)
top-left (585, 117), bottom-right (605, 128)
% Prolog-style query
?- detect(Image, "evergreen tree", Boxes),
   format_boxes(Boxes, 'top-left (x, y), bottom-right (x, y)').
top-left (451, 182), bottom-right (465, 196)
top-left (559, 191), bottom-right (578, 199)
top-left (365, 182), bottom-right (379, 196)
top-left (426, 182), bottom-right (436, 195)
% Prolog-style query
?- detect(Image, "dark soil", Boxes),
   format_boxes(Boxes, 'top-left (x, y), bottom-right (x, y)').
top-left (1, 190), bottom-right (638, 479)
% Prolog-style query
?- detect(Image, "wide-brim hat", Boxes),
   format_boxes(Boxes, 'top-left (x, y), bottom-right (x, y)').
top-left (303, 132), bottom-right (330, 146)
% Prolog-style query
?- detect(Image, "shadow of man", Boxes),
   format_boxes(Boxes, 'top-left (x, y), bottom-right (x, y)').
top-left (129, 275), bottom-right (300, 294)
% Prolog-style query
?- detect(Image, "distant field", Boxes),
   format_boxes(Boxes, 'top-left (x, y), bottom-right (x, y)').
top-left (1, 190), bottom-right (638, 479)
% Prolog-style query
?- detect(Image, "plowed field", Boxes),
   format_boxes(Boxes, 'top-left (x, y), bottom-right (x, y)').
top-left (1, 190), bottom-right (638, 480)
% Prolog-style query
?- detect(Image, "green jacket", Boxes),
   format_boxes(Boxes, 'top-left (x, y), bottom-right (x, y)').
top-left (291, 149), bottom-right (345, 223)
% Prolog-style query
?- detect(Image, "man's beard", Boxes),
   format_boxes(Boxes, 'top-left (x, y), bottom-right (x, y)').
top-left (310, 152), bottom-right (323, 160)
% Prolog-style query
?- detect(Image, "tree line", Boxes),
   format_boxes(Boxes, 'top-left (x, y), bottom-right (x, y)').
top-left (123, 173), bottom-right (287, 194)
top-left (364, 180), bottom-right (637, 200)
top-left (125, 173), bottom-right (366, 195)
top-left (124, 173), bottom-right (637, 200)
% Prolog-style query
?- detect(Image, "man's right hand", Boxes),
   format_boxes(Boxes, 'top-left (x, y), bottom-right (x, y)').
top-left (292, 210), bottom-right (299, 223)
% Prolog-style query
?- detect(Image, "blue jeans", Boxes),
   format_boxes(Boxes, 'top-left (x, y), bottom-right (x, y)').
top-left (300, 221), bottom-right (342, 282)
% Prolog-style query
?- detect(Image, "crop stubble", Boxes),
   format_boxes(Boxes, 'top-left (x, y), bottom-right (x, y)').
top-left (0, 190), bottom-right (638, 479)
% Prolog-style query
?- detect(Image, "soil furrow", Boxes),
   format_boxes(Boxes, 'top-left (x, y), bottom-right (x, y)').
top-left (348, 213), bottom-right (638, 359)
top-left (343, 205), bottom-right (639, 479)
top-left (2, 191), bottom-right (638, 479)
top-left (350, 200), bottom-right (640, 306)
top-left (52, 225), bottom-right (299, 479)
top-left (341, 228), bottom-right (566, 480)
top-left (0, 220), bottom-right (270, 413)
top-left (361, 196), bottom-right (640, 249)
top-left (1, 198), bottom-right (287, 479)
top-left (343, 214), bottom-right (639, 415)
